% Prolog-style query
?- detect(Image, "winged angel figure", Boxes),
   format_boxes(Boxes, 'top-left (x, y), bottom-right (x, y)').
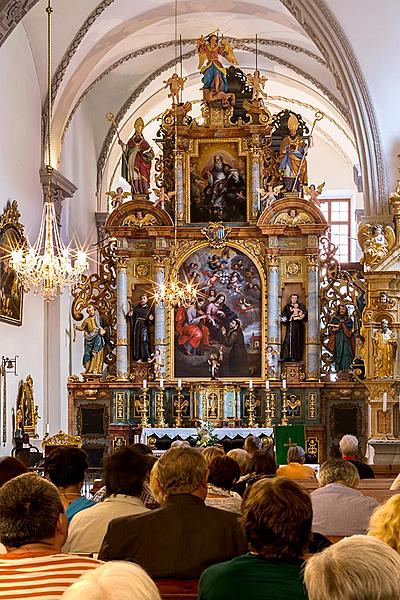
top-left (358, 223), bottom-right (396, 269)
top-left (274, 208), bottom-right (314, 226)
top-left (196, 32), bottom-right (238, 94)
top-left (105, 187), bottom-right (131, 209)
top-left (123, 211), bottom-right (157, 228)
top-left (304, 182), bottom-right (325, 206)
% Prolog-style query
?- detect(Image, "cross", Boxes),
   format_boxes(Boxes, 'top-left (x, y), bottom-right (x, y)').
top-left (283, 438), bottom-right (297, 448)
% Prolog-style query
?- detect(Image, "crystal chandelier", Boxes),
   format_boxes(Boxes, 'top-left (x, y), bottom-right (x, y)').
top-left (154, 273), bottom-right (199, 308)
top-left (10, 0), bottom-right (87, 301)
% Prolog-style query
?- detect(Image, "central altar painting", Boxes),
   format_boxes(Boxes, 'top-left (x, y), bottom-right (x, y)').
top-left (173, 245), bottom-right (262, 379)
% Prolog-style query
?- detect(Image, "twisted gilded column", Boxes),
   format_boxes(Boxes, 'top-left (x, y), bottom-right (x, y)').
top-left (154, 254), bottom-right (167, 377)
top-left (116, 256), bottom-right (129, 381)
top-left (250, 144), bottom-right (262, 223)
top-left (266, 254), bottom-right (280, 379)
top-left (175, 150), bottom-right (185, 225)
top-left (306, 254), bottom-right (320, 380)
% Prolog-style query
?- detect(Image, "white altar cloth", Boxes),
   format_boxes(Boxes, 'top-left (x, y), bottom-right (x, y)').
top-left (141, 427), bottom-right (273, 442)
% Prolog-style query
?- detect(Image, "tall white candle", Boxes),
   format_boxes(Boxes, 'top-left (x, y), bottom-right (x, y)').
top-left (265, 380), bottom-right (270, 391)
top-left (282, 379), bottom-right (287, 390)
top-left (143, 379), bottom-right (147, 390)
top-left (249, 379), bottom-right (253, 389)
top-left (383, 391), bottom-right (388, 412)
top-left (46, 423), bottom-right (49, 434)
top-left (160, 378), bottom-right (164, 389)
top-left (177, 378), bottom-right (182, 389)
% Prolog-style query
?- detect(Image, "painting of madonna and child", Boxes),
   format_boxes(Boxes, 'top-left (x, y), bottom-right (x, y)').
top-left (189, 141), bottom-right (247, 223)
top-left (174, 246), bottom-right (262, 379)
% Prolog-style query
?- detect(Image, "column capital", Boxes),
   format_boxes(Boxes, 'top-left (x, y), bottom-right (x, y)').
top-left (116, 256), bottom-right (129, 270)
top-left (266, 254), bottom-right (279, 270)
top-left (306, 254), bottom-right (319, 269)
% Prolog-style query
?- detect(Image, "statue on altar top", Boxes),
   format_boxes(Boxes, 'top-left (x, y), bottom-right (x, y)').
top-left (196, 32), bottom-right (238, 102)
top-left (119, 117), bottom-right (155, 195)
top-left (246, 70), bottom-right (268, 102)
top-left (358, 223), bottom-right (395, 270)
top-left (373, 318), bottom-right (397, 379)
top-left (278, 114), bottom-right (308, 193)
top-left (164, 73), bottom-right (187, 104)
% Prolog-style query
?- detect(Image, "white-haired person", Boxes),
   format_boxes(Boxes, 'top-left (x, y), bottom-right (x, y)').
top-left (61, 561), bottom-right (161, 600)
top-left (227, 448), bottom-right (251, 496)
top-left (339, 434), bottom-right (374, 479)
top-left (276, 446), bottom-right (317, 480)
top-left (311, 459), bottom-right (378, 536)
top-left (304, 535), bottom-right (400, 600)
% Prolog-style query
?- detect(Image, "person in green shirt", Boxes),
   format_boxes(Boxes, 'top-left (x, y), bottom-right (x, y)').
top-left (198, 477), bottom-right (311, 600)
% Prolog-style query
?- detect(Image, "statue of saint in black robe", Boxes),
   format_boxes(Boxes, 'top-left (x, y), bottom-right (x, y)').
top-left (280, 295), bottom-right (307, 362)
top-left (128, 295), bottom-right (154, 362)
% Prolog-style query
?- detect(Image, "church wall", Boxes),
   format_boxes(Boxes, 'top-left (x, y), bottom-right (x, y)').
top-left (0, 24), bottom-right (45, 451)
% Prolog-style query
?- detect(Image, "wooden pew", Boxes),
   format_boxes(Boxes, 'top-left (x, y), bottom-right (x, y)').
top-left (156, 579), bottom-right (198, 600)
top-left (372, 464), bottom-right (400, 479)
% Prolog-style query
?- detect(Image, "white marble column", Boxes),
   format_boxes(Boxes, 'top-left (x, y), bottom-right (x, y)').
top-left (154, 254), bottom-right (167, 377)
top-left (306, 254), bottom-right (320, 380)
top-left (266, 254), bottom-right (280, 379)
top-left (250, 146), bottom-right (262, 222)
top-left (116, 256), bottom-right (129, 380)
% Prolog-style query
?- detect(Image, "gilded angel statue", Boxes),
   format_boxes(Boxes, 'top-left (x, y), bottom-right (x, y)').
top-left (358, 223), bottom-right (395, 269)
top-left (274, 208), bottom-right (314, 226)
top-left (105, 186), bottom-right (131, 210)
top-left (196, 32), bottom-right (238, 94)
top-left (304, 182), bottom-right (325, 206)
top-left (123, 210), bottom-right (157, 228)
top-left (163, 73), bottom-right (187, 104)
top-left (246, 70), bottom-right (268, 102)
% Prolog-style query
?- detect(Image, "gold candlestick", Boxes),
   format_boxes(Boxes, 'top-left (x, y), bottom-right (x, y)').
top-left (280, 391), bottom-right (289, 426)
top-left (245, 388), bottom-right (259, 428)
top-left (264, 391), bottom-right (272, 427)
top-left (174, 386), bottom-right (188, 427)
top-left (138, 387), bottom-right (150, 428)
top-left (155, 388), bottom-right (168, 428)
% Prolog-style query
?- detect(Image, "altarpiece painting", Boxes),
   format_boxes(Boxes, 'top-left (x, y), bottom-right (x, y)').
top-left (173, 245), bottom-right (262, 379)
top-left (0, 201), bottom-right (24, 326)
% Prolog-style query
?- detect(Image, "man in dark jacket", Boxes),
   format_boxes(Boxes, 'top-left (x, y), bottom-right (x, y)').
top-left (339, 434), bottom-right (374, 479)
top-left (98, 447), bottom-right (247, 578)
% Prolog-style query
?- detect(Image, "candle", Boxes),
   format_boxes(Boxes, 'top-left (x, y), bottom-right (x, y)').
top-left (45, 423), bottom-right (49, 434)
top-left (265, 380), bottom-right (270, 391)
top-left (143, 379), bottom-right (147, 390)
top-left (383, 391), bottom-right (387, 413)
top-left (160, 378), bottom-right (164, 389)
top-left (177, 378), bottom-right (182, 389)
top-left (249, 380), bottom-right (253, 389)
top-left (282, 379), bottom-right (287, 390)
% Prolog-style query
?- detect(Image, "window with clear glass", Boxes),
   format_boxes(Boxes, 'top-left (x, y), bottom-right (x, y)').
top-left (319, 198), bottom-right (351, 262)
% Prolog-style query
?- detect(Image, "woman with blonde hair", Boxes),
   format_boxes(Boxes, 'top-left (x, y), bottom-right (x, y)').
top-left (202, 446), bottom-right (224, 466)
top-left (62, 561), bottom-right (161, 600)
top-left (368, 493), bottom-right (400, 553)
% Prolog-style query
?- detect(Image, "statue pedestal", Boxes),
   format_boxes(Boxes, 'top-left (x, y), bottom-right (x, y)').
top-left (368, 439), bottom-right (400, 464)
top-left (281, 362), bottom-right (305, 385)
top-left (81, 373), bottom-right (102, 383)
top-left (129, 362), bottom-right (150, 384)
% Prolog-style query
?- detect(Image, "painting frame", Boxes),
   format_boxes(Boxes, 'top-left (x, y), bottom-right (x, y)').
top-left (0, 201), bottom-right (25, 326)
top-left (185, 138), bottom-right (251, 224)
top-left (170, 241), bottom-right (266, 382)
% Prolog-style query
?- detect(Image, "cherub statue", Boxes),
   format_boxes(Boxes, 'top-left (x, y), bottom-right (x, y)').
top-left (358, 223), bottom-right (395, 270)
top-left (152, 186), bottom-right (175, 211)
top-left (304, 182), bottom-right (325, 206)
top-left (123, 210), bottom-right (158, 228)
top-left (105, 186), bottom-right (131, 210)
top-left (208, 347), bottom-right (223, 380)
top-left (148, 348), bottom-right (164, 380)
top-left (163, 73), bottom-right (187, 104)
top-left (246, 70), bottom-right (268, 101)
top-left (266, 345), bottom-right (278, 377)
top-left (275, 208), bottom-right (314, 226)
top-left (257, 184), bottom-right (283, 210)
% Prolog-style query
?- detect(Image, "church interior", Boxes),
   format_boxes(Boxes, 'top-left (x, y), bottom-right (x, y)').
top-left (1, 0), bottom-right (400, 596)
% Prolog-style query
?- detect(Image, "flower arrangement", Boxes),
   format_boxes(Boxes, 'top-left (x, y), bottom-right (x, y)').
top-left (196, 420), bottom-right (219, 447)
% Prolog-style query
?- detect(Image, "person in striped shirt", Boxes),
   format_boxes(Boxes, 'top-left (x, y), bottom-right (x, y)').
top-left (0, 472), bottom-right (101, 599)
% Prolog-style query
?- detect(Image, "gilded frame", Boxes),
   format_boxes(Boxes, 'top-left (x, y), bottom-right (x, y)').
top-left (169, 240), bottom-right (266, 383)
top-left (0, 201), bottom-right (25, 326)
top-left (185, 138), bottom-right (251, 223)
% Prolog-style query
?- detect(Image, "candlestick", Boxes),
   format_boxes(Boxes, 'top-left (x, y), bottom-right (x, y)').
top-left (174, 388), bottom-right (189, 427)
top-left (383, 391), bottom-right (388, 413)
top-left (280, 391), bottom-right (289, 426)
top-left (264, 390), bottom-right (272, 427)
top-left (245, 387), bottom-right (259, 428)
top-left (137, 385), bottom-right (150, 427)
top-left (155, 388), bottom-right (168, 428)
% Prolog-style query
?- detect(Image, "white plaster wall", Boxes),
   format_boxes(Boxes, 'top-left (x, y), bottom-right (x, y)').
top-left (0, 24), bottom-right (46, 453)
top-left (326, 0), bottom-right (400, 194)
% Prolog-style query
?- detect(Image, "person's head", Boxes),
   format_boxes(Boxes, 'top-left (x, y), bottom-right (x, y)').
top-left (0, 473), bottom-right (66, 550)
top-left (381, 318), bottom-right (389, 331)
top-left (130, 442), bottom-right (153, 455)
top-left (213, 154), bottom-right (223, 170)
top-left (339, 434), bottom-right (358, 457)
top-left (116, 186), bottom-right (123, 194)
top-left (0, 456), bottom-right (27, 487)
top-left (134, 117), bottom-right (144, 135)
top-left (202, 446), bottom-right (225, 467)
top-left (140, 294), bottom-right (148, 306)
top-left (242, 478), bottom-right (312, 558)
top-left (227, 448), bottom-right (250, 475)
top-left (310, 184), bottom-right (316, 191)
top-left (208, 455), bottom-right (240, 491)
top-left (150, 447), bottom-right (208, 503)
top-left (250, 449), bottom-right (277, 476)
top-left (289, 208), bottom-right (297, 218)
top-left (290, 293), bottom-right (299, 304)
top-left (44, 446), bottom-right (89, 490)
top-left (170, 440), bottom-right (190, 448)
top-left (61, 561), bottom-right (161, 600)
top-left (368, 494), bottom-right (400, 553)
top-left (319, 458), bottom-right (359, 489)
top-left (216, 293), bottom-right (225, 305)
top-left (304, 535), bottom-right (400, 600)
top-left (230, 318), bottom-right (241, 331)
top-left (244, 435), bottom-right (262, 456)
top-left (87, 305), bottom-right (95, 317)
top-left (338, 304), bottom-right (348, 317)
top-left (208, 34), bottom-right (218, 45)
top-left (287, 445), bottom-right (306, 465)
top-left (103, 447), bottom-right (147, 498)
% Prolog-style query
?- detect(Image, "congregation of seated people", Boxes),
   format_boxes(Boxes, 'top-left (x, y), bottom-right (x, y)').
top-left (0, 432), bottom-right (399, 599)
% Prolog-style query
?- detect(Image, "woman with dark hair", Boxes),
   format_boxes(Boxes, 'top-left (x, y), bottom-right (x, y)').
top-left (205, 455), bottom-right (242, 513)
top-left (0, 457), bottom-right (27, 488)
top-left (44, 447), bottom-right (95, 523)
top-left (246, 449), bottom-right (277, 488)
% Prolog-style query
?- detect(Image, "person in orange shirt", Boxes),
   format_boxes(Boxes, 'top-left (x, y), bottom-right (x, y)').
top-left (276, 446), bottom-right (317, 480)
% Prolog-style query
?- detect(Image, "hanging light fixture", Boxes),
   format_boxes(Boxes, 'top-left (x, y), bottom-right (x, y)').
top-left (11, 0), bottom-right (88, 302)
top-left (154, 0), bottom-right (198, 309)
